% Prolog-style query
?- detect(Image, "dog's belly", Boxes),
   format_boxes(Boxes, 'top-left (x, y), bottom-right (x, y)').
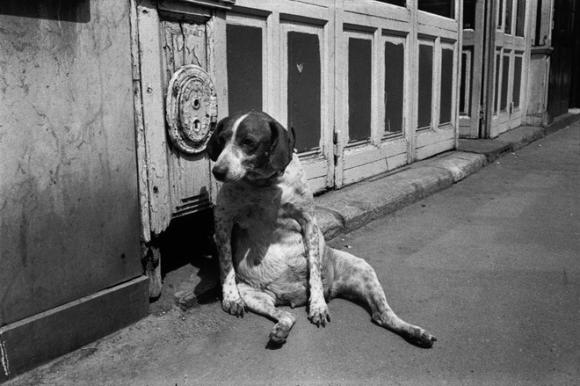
top-left (232, 222), bottom-right (309, 306)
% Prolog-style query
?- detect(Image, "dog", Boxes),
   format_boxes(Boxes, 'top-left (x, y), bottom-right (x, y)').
top-left (207, 111), bottom-right (436, 348)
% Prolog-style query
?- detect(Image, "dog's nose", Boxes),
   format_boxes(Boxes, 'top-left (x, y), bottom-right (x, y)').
top-left (212, 165), bottom-right (227, 181)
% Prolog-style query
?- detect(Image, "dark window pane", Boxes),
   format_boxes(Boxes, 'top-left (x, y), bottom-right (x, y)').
top-left (227, 24), bottom-right (262, 114)
top-left (513, 56), bottom-right (522, 107)
top-left (375, 0), bottom-right (406, 6)
top-left (500, 54), bottom-right (510, 111)
top-left (385, 40), bottom-right (405, 133)
top-left (515, 0), bottom-right (526, 36)
top-left (463, 0), bottom-right (476, 29)
top-left (440, 48), bottom-right (454, 124)
top-left (459, 49), bottom-right (472, 115)
top-left (505, 0), bottom-right (513, 33)
top-left (494, 52), bottom-right (501, 114)
top-left (418, 0), bottom-right (454, 19)
top-left (534, 0), bottom-right (543, 45)
top-left (497, 0), bottom-right (504, 29)
top-left (418, 44), bottom-right (433, 128)
top-left (348, 38), bottom-right (372, 142)
top-left (288, 31), bottom-right (321, 153)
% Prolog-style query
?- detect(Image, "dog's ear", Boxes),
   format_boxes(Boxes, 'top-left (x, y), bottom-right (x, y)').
top-left (269, 119), bottom-right (296, 172)
top-left (206, 117), bottom-right (228, 161)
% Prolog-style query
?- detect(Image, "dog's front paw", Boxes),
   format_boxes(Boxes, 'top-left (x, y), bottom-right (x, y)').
top-left (222, 296), bottom-right (246, 317)
top-left (308, 302), bottom-right (330, 327)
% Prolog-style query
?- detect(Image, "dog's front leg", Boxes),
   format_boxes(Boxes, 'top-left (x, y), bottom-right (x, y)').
top-left (299, 214), bottom-right (330, 327)
top-left (214, 209), bottom-right (245, 316)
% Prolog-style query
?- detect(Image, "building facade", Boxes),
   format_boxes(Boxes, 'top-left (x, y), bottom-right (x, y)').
top-left (0, 0), bottom-right (577, 381)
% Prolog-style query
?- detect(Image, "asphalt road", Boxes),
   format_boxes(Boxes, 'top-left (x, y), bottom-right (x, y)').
top-left (9, 122), bottom-right (580, 385)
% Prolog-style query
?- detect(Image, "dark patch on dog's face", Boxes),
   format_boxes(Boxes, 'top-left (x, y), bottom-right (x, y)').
top-left (208, 111), bottom-right (295, 183)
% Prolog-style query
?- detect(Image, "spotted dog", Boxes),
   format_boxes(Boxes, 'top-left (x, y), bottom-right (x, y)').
top-left (207, 111), bottom-right (436, 348)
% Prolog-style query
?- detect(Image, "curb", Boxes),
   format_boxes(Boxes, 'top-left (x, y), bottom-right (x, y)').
top-left (315, 113), bottom-right (580, 239)
top-left (315, 151), bottom-right (486, 239)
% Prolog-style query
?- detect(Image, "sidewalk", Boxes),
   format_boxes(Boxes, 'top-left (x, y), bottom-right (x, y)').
top-left (317, 112), bottom-right (580, 239)
top-left (169, 112), bottom-right (580, 312)
top-left (7, 115), bottom-right (580, 385)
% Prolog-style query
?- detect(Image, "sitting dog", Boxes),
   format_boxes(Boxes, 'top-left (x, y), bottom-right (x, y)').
top-left (207, 111), bottom-right (436, 348)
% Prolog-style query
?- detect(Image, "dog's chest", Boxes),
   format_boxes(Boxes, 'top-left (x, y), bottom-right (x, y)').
top-left (233, 181), bottom-right (304, 234)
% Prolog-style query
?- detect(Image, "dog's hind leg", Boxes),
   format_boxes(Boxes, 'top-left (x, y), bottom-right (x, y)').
top-left (237, 283), bottom-right (296, 347)
top-left (328, 248), bottom-right (437, 348)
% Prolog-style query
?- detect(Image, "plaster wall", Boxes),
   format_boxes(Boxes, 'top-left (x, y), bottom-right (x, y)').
top-left (0, 0), bottom-right (142, 325)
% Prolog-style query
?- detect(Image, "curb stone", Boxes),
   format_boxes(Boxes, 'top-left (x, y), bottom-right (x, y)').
top-left (315, 151), bottom-right (486, 239)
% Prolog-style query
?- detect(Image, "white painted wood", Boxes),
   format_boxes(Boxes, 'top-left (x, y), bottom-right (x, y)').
top-left (208, 10), bottom-right (228, 204)
top-left (414, 0), bottom-right (459, 159)
top-left (489, 0), bottom-right (531, 137)
top-left (280, 19), bottom-right (334, 192)
top-left (130, 0), bottom-right (152, 243)
top-left (136, 0), bottom-right (172, 236)
top-left (338, 1), bottom-right (413, 187)
top-left (407, 0), bottom-right (419, 162)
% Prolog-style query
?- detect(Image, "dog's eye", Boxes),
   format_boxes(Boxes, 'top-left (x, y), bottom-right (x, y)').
top-left (242, 138), bottom-right (257, 150)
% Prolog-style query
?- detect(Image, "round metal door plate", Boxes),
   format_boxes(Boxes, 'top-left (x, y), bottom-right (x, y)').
top-left (166, 64), bottom-right (218, 155)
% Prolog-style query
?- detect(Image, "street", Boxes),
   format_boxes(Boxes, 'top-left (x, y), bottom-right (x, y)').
top-left (9, 122), bottom-right (580, 385)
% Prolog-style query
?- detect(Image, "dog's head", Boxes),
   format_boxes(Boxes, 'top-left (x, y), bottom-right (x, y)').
top-left (206, 111), bottom-right (296, 183)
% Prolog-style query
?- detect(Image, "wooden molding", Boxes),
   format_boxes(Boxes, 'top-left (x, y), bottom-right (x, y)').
top-left (0, 277), bottom-right (149, 382)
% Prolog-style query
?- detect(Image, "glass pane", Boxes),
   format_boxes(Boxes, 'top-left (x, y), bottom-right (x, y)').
top-left (500, 54), bottom-right (510, 111)
top-left (513, 56), bottom-right (522, 107)
top-left (494, 51), bottom-right (501, 114)
top-left (459, 49), bottom-right (472, 115)
top-left (385, 40), bottom-right (405, 134)
top-left (375, 0), bottom-right (406, 5)
top-left (418, 0), bottom-right (454, 19)
top-left (505, 0), bottom-right (513, 34)
top-left (227, 24), bottom-right (262, 114)
top-left (497, 0), bottom-right (504, 30)
top-left (418, 44), bottom-right (433, 128)
top-left (463, 0), bottom-right (476, 29)
top-left (288, 31), bottom-right (321, 153)
top-left (515, 0), bottom-right (526, 36)
top-left (348, 38), bottom-right (372, 142)
top-left (534, 0), bottom-right (543, 45)
top-left (440, 48), bottom-right (454, 124)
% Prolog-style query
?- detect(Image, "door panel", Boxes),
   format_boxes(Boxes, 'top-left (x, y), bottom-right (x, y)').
top-left (348, 37), bottom-right (373, 143)
top-left (335, 0), bottom-right (412, 187)
top-left (490, 0), bottom-right (528, 137)
top-left (226, 24), bottom-right (263, 114)
top-left (281, 19), bottom-right (334, 192)
top-left (287, 31), bottom-right (322, 152)
top-left (226, 1), bottom-right (335, 193)
top-left (160, 19), bottom-right (214, 217)
top-left (418, 42), bottom-right (434, 129)
top-left (415, 2), bottom-right (459, 159)
top-left (459, 0), bottom-right (485, 138)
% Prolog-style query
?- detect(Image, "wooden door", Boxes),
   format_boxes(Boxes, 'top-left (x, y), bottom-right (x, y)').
top-left (548, 0), bottom-right (576, 120)
top-left (226, 0), bottom-right (336, 193)
top-left (334, 0), bottom-right (412, 187)
top-left (414, 0), bottom-right (461, 159)
top-left (490, 0), bottom-right (528, 137)
top-left (459, 0), bottom-right (486, 138)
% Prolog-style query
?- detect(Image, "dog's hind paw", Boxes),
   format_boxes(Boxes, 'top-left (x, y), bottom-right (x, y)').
top-left (222, 297), bottom-right (246, 317)
top-left (308, 303), bottom-right (331, 327)
top-left (405, 328), bottom-right (437, 349)
top-left (267, 321), bottom-right (293, 347)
